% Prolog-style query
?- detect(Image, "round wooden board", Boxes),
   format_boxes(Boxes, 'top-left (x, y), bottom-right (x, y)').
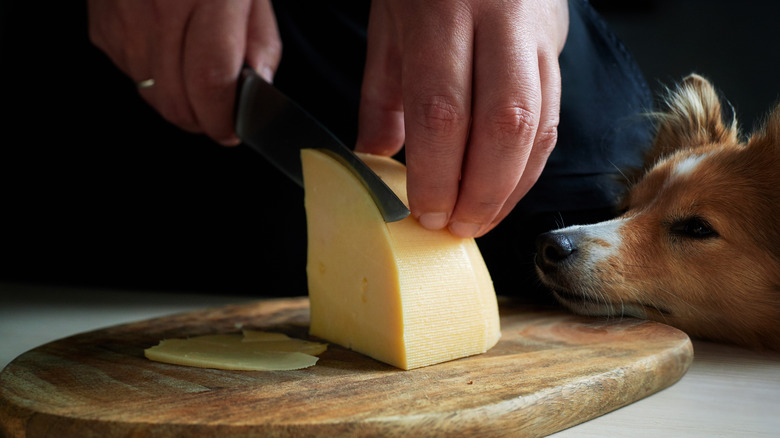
top-left (0, 298), bottom-right (692, 437)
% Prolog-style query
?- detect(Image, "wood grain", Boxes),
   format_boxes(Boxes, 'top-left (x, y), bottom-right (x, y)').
top-left (0, 298), bottom-right (692, 437)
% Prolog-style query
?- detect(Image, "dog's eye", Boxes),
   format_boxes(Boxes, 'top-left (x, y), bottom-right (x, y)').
top-left (670, 217), bottom-right (718, 239)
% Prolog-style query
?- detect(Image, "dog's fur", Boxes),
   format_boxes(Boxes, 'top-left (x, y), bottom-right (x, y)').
top-left (535, 74), bottom-right (780, 350)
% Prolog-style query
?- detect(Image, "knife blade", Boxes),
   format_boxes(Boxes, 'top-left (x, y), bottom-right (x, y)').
top-left (235, 66), bottom-right (410, 223)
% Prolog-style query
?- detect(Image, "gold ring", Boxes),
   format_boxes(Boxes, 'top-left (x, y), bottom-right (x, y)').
top-left (136, 78), bottom-right (155, 89)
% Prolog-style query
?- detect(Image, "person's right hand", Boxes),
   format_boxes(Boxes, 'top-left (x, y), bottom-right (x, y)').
top-left (88, 0), bottom-right (282, 146)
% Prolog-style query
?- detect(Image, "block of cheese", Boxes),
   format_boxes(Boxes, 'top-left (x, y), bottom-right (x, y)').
top-left (302, 149), bottom-right (500, 370)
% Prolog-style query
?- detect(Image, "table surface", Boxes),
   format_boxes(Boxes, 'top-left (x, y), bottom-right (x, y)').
top-left (2, 281), bottom-right (778, 437)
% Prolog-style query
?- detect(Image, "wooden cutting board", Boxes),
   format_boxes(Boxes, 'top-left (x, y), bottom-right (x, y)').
top-left (0, 297), bottom-right (692, 437)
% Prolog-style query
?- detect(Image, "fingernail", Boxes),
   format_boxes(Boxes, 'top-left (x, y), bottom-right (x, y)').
top-left (259, 65), bottom-right (274, 83)
top-left (449, 222), bottom-right (481, 238)
top-left (418, 212), bottom-right (449, 230)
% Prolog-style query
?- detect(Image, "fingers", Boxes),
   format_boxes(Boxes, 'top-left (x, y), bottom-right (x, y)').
top-left (400, 3), bottom-right (475, 230)
top-left (454, 3), bottom-right (563, 237)
top-left (477, 0), bottom-right (567, 236)
top-left (479, 50), bottom-right (562, 236)
top-left (145, 1), bottom-right (200, 133)
top-left (355, 1), bottom-right (405, 157)
top-left (182, 1), bottom-right (254, 146)
top-left (450, 7), bottom-right (541, 237)
top-left (88, 0), bottom-right (282, 147)
top-left (178, 0), bottom-right (281, 146)
top-left (88, 0), bottom-right (160, 89)
top-left (87, 0), bottom-right (204, 136)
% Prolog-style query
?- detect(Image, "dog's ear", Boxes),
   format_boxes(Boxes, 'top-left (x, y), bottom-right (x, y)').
top-left (744, 103), bottom-right (780, 262)
top-left (748, 102), bottom-right (780, 150)
top-left (744, 102), bottom-right (780, 179)
top-left (645, 74), bottom-right (739, 167)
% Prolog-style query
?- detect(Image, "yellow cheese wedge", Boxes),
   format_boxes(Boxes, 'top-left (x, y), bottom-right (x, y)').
top-left (144, 331), bottom-right (327, 371)
top-left (302, 149), bottom-right (501, 370)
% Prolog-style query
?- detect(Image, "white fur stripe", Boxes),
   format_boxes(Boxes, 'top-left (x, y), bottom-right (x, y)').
top-left (673, 152), bottom-right (711, 178)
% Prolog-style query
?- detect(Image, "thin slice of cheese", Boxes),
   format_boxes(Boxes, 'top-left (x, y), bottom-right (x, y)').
top-left (302, 149), bottom-right (501, 370)
top-left (144, 332), bottom-right (327, 371)
top-left (240, 330), bottom-right (294, 342)
top-left (240, 330), bottom-right (328, 355)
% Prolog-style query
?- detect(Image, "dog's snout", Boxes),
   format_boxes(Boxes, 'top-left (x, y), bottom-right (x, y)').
top-left (535, 232), bottom-right (577, 269)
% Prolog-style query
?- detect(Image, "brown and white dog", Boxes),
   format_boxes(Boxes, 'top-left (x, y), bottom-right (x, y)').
top-left (535, 74), bottom-right (780, 350)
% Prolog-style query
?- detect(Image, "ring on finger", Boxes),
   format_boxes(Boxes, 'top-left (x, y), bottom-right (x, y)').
top-left (136, 78), bottom-right (155, 89)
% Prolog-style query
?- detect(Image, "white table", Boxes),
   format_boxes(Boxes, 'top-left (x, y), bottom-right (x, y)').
top-left (2, 281), bottom-right (778, 437)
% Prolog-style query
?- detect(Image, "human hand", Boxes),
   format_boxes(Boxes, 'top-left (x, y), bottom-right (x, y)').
top-left (355, 0), bottom-right (569, 237)
top-left (88, 0), bottom-right (281, 146)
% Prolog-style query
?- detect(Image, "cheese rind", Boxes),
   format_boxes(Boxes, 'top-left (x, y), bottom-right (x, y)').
top-left (302, 149), bottom-right (501, 370)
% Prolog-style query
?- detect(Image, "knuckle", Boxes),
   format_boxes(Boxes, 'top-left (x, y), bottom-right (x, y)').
top-left (486, 103), bottom-right (539, 140)
top-left (412, 94), bottom-right (467, 134)
top-left (534, 124), bottom-right (559, 154)
top-left (189, 64), bottom-right (234, 95)
top-left (475, 198), bottom-right (505, 212)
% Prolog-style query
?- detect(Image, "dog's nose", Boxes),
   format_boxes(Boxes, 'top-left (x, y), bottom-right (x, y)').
top-left (535, 232), bottom-right (576, 268)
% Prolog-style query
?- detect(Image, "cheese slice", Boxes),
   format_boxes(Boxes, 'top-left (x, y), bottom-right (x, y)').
top-left (144, 331), bottom-right (327, 371)
top-left (302, 149), bottom-right (501, 370)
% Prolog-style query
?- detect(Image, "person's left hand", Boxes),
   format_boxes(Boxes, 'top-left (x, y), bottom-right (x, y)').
top-left (355, 0), bottom-right (569, 238)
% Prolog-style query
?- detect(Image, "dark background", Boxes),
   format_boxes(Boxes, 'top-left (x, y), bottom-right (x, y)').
top-left (1, 1), bottom-right (778, 297)
top-left (594, 0), bottom-right (779, 131)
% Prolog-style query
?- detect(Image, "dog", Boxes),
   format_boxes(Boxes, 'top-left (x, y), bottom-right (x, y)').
top-left (535, 74), bottom-right (780, 350)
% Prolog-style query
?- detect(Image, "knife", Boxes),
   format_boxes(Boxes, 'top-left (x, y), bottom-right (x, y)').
top-left (235, 66), bottom-right (410, 223)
